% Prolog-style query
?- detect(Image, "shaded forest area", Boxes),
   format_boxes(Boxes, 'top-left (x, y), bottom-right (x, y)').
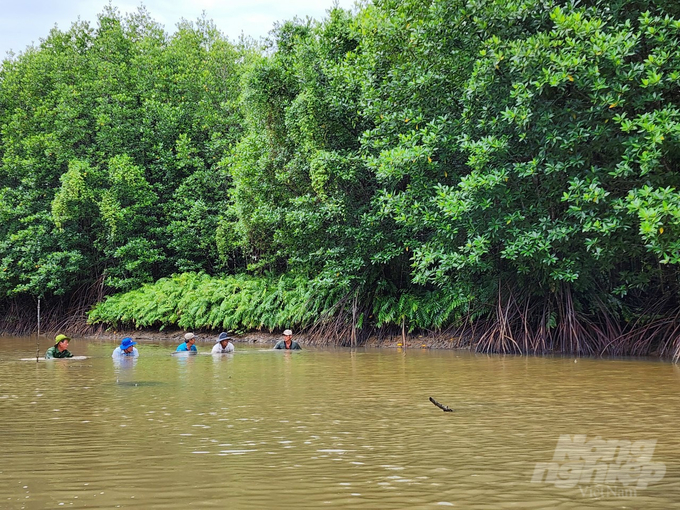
top-left (3, 0), bottom-right (680, 357)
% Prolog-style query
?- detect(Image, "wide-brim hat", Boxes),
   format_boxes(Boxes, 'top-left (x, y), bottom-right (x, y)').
top-left (217, 332), bottom-right (231, 342)
top-left (120, 337), bottom-right (137, 350)
top-left (283, 329), bottom-right (293, 336)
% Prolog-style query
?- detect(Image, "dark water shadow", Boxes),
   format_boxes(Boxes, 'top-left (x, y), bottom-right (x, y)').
top-left (115, 381), bottom-right (166, 387)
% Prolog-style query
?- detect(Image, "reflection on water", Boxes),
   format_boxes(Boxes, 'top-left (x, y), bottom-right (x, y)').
top-left (1, 336), bottom-right (680, 509)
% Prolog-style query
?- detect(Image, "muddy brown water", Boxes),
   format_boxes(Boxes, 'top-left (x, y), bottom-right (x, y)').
top-left (1, 335), bottom-right (680, 509)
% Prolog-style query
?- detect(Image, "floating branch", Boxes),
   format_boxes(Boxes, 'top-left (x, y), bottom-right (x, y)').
top-left (429, 396), bottom-right (454, 412)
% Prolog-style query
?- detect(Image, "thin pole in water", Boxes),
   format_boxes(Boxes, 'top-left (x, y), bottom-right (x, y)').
top-left (36, 298), bottom-right (41, 362)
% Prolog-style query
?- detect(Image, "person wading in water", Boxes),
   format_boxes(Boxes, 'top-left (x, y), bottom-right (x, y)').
top-left (273, 329), bottom-right (302, 350)
top-left (44, 334), bottom-right (74, 359)
top-left (112, 337), bottom-right (139, 358)
top-left (211, 332), bottom-right (235, 353)
top-left (176, 332), bottom-right (198, 352)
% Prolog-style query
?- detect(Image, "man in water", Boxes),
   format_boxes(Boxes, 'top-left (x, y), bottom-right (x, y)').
top-left (273, 329), bottom-right (302, 350)
top-left (176, 332), bottom-right (198, 352)
top-left (211, 332), bottom-right (234, 353)
top-left (112, 337), bottom-right (139, 358)
top-left (44, 334), bottom-right (74, 359)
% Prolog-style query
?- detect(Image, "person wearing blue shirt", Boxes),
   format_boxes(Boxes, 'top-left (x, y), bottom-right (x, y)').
top-left (176, 332), bottom-right (198, 352)
top-left (112, 337), bottom-right (139, 358)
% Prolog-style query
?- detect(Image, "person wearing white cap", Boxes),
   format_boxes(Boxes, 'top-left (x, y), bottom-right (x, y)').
top-left (176, 332), bottom-right (198, 352)
top-left (273, 329), bottom-right (301, 350)
top-left (211, 332), bottom-right (235, 354)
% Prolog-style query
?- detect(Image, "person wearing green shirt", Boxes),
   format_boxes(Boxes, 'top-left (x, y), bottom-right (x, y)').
top-left (273, 329), bottom-right (302, 350)
top-left (44, 334), bottom-right (74, 359)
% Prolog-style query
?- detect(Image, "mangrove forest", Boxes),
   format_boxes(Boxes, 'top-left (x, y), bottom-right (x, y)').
top-left (2, 0), bottom-right (680, 357)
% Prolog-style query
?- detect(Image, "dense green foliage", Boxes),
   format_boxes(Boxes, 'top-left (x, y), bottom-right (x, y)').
top-left (88, 271), bottom-right (473, 339)
top-left (0, 7), bottom-right (247, 297)
top-left (87, 272), bottom-right (344, 332)
top-left (4, 1), bottom-right (680, 355)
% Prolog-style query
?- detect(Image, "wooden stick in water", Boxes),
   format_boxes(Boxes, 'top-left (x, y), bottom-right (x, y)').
top-left (429, 396), bottom-right (454, 412)
top-left (36, 297), bottom-right (41, 362)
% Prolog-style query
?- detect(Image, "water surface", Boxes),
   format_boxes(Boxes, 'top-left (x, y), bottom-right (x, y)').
top-left (2, 336), bottom-right (680, 509)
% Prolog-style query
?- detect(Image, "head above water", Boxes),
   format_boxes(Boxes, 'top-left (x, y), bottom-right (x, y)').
top-left (283, 329), bottom-right (293, 337)
top-left (55, 333), bottom-right (70, 344)
top-left (217, 332), bottom-right (231, 346)
top-left (54, 333), bottom-right (70, 352)
top-left (120, 337), bottom-right (137, 352)
top-left (184, 333), bottom-right (195, 344)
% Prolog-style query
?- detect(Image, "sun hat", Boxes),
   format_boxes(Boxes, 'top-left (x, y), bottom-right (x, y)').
top-left (120, 337), bottom-right (137, 350)
top-left (55, 334), bottom-right (71, 344)
top-left (184, 333), bottom-right (195, 341)
top-left (217, 332), bottom-right (231, 342)
top-left (283, 329), bottom-right (293, 336)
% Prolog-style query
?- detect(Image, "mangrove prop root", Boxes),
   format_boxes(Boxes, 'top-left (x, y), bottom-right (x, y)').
top-left (429, 397), bottom-right (454, 412)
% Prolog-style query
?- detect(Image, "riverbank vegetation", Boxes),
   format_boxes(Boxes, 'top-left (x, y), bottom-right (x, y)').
top-left (3, 1), bottom-right (680, 357)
